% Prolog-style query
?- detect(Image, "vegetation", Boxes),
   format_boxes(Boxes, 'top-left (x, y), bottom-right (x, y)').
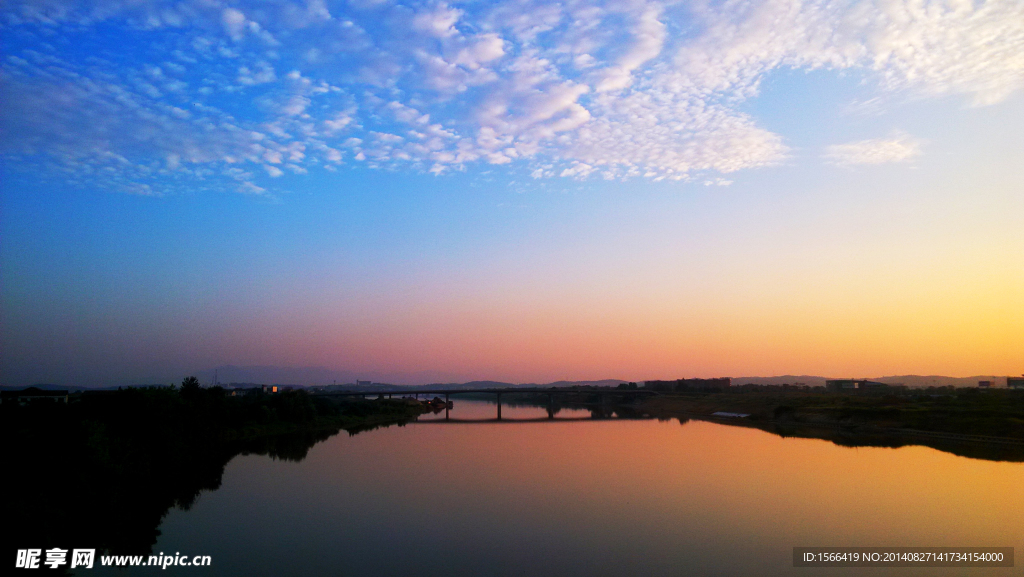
top-left (3, 381), bottom-right (427, 568)
top-left (640, 388), bottom-right (1024, 461)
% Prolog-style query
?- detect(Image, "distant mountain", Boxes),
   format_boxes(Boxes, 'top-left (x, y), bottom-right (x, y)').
top-left (1, 384), bottom-right (180, 391)
top-left (733, 375), bottom-right (1012, 388)
top-left (188, 367), bottom-right (632, 389)
top-left (11, 365), bottom-right (1014, 390)
top-left (194, 365), bottom-right (469, 387)
top-left (873, 375), bottom-right (1009, 388)
top-left (731, 375), bottom-right (830, 387)
top-left (527, 379), bottom-right (629, 388)
top-left (421, 381), bottom-right (517, 389)
top-left (421, 379), bottom-right (628, 390)
top-left (0, 384), bottom-right (76, 391)
top-left (201, 365), bottom-right (358, 387)
top-left (193, 367), bottom-right (1014, 389)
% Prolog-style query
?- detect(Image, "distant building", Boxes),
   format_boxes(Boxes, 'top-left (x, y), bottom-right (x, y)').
top-left (978, 380), bottom-right (993, 388)
top-left (356, 380), bottom-right (372, 387)
top-left (1008, 376), bottom-right (1024, 390)
top-left (1, 387), bottom-right (69, 405)
top-left (825, 379), bottom-right (889, 393)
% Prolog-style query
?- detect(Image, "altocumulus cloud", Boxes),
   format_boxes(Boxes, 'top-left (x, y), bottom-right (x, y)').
top-left (0, 0), bottom-right (1022, 195)
top-left (824, 132), bottom-right (924, 166)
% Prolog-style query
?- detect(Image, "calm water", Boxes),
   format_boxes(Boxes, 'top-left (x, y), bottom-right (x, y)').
top-left (94, 400), bottom-right (1022, 576)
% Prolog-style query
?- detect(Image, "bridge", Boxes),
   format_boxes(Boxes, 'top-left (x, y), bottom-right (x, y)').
top-left (314, 387), bottom-right (657, 420)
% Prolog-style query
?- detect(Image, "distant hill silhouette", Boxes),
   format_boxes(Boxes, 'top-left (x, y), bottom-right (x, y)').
top-left (729, 375), bottom-right (831, 387)
top-left (731, 375), bottom-right (1010, 388)
top-left (190, 367), bottom-right (630, 389)
top-left (420, 379), bottom-right (628, 390)
top-left (873, 375), bottom-right (1010, 388)
top-left (192, 365), bottom-right (465, 388)
top-left (10, 364), bottom-right (1015, 390)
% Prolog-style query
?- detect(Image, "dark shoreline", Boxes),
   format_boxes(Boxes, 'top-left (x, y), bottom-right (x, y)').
top-left (468, 387), bottom-right (1024, 462)
top-left (638, 392), bottom-right (1024, 462)
top-left (3, 386), bottom-right (429, 571)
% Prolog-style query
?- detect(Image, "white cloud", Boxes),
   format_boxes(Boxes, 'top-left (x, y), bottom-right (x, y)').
top-left (861, 0), bottom-right (1024, 106)
top-left (280, 94), bottom-right (310, 116)
top-left (238, 62), bottom-right (276, 85)
top-left (323, 110), bottom-right (355, 133)
top-left (560, 161), bottom-right (596, 179)
top-left (0, 0), bottom-right (1021, 194)
top-left (704, 178), bottom-right (733, 186)
top-left (239, 181), bottom-right (267, 194)
top-left (412, 3), bottom-right (462, 38)
top-left (595, 5), bottom-right (666, 93)
top-left (453, 33), bottom-right (506, 70)
top-left (221, 8), bottom-right (247, 41)
top-left (823, 132), bottom-right (924, 166)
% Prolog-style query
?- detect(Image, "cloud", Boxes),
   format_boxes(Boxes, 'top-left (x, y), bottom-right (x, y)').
top-left (222, 8), bottom-right (247, 41)
top-left (704, 178), bottom-right (733, 186)
top-left (0, 0), bottom-right (1021, 194)
top-left (823, 132), bottom-right (924, 166)
top-left (453, 33), bottom-right (505, 70)
top-left (411, 3), bottom-right (462, 38)
top-left (595, 5), bottom-right (666, 93)
top-left (237, 62), bottom-right (276, 85)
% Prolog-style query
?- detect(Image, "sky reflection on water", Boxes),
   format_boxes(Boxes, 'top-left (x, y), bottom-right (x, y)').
top-left (109, 400), bottom-right (1022, 577)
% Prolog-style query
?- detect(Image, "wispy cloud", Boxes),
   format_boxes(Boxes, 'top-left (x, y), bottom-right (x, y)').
top-left (0, 0), bottom-right (1021, 194)
top-left (823, 132), bottom-right (924, 166)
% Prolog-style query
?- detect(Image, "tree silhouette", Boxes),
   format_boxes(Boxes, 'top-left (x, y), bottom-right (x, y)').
top-left (180, 376), bottom-right (201, 403)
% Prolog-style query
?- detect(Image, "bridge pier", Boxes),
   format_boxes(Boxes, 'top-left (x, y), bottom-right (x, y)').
top-left (445, 393), bottom-right (450, 420)
top-left (496, 392), bottom-right (502, 420)
top-left (547, 393), bottom-right (554, 419)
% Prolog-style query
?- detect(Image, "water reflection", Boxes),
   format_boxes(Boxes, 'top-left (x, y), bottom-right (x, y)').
top-left (416, 396), bottom-right (654, 422)
top-left (9, 417), bottom-right (409, 577)
top-left (94, 400), bottom-right (1022, 577)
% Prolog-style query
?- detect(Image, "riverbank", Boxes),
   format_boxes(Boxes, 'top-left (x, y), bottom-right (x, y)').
top-left (639, 390), bottom-right (1024, 461)
top-left (4, 384), bottom-right (429, 567)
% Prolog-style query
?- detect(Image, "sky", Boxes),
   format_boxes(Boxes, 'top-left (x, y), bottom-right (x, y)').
top-left (1, 0), bottom-right (1022, 387)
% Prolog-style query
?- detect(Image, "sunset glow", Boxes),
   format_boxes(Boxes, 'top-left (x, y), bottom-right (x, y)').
top-left (2, 0), bottom-right (1022, 386)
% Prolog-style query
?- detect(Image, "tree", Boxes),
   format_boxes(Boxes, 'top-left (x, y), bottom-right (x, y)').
top-left (180, 376), bottom-right (201, 395)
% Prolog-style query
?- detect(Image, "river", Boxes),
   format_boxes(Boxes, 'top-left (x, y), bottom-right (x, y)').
top-left (93, 400), bottom-right (1022, 576)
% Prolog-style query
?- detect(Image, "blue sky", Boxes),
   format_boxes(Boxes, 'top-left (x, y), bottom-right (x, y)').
top-left (1, 0), bottom-right (1022, 386)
